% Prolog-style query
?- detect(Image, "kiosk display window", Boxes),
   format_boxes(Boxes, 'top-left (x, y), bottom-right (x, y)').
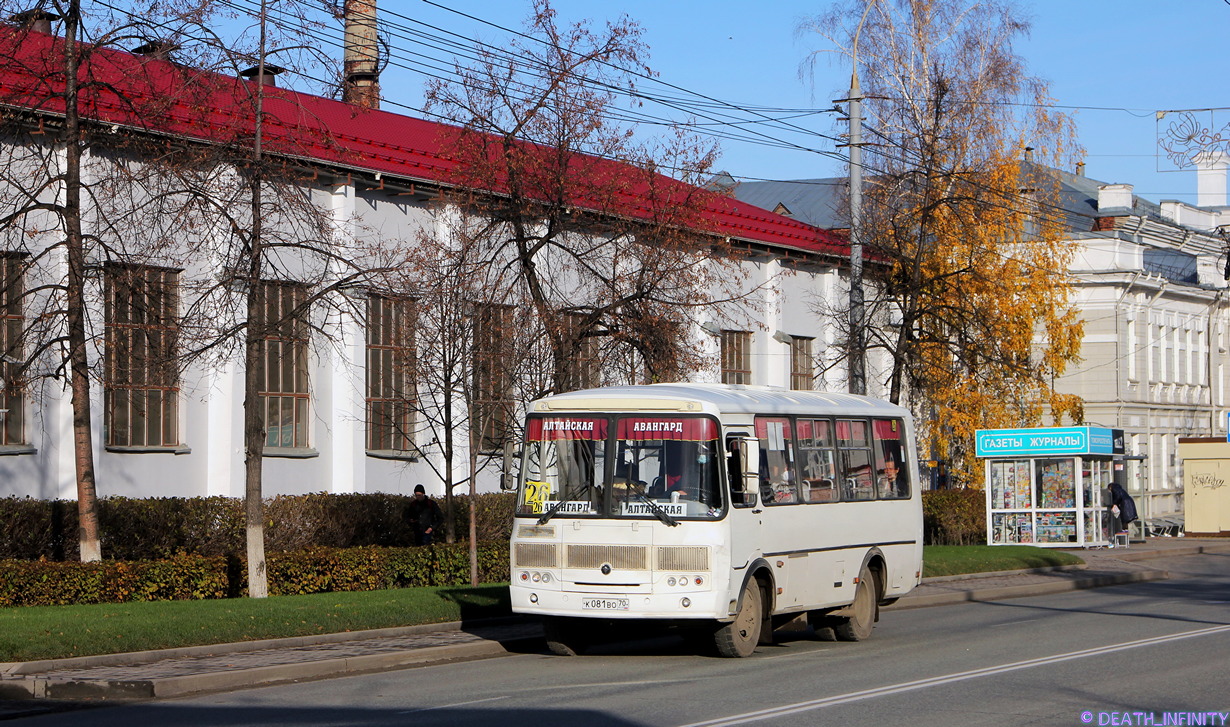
top-left (1036, 511), bottom-right (1077, 543)
top-left (976, 426), bottom-right (1122, 548)
top-left (992, 512), bottom-right (1033, 544)
top-left (989, 459), bottom-right (1032, 510)
top-left (1036, 458), bottom-right (1076, 508)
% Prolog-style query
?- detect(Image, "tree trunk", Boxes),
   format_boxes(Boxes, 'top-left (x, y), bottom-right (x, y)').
top-left (62, 1), bottom-right (101, 563)
top-left (468, 425), bottom-right (478, 587)
top-left (243, 1), bottom-right (270, 598)
top-left (243, 279), bottom-right (268, 598)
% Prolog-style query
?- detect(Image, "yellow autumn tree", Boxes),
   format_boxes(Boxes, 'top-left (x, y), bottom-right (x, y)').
top-left (803, 0), bottom-right (1085, 485)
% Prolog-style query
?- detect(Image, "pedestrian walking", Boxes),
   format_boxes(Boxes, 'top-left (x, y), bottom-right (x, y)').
top-left (408, 484), bottom-right (444, 545)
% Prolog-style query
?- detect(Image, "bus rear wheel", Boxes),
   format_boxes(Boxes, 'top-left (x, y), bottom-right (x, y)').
top-left (543, 616), bottom-right (589, 656)
top-left (834, 565), bottom-right (877, 642)
top-left (715, 579), bottom-right (762, 658)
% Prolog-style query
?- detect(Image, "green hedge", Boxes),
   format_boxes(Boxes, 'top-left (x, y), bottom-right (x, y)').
top-left (2, 488), bottom-right (983, 568)
top-left (0, 542), bottom-right (512, 607)
top-left (0, 492), bottom-right (516, 561)
top-left (921, 488), bottom-right (986, 545)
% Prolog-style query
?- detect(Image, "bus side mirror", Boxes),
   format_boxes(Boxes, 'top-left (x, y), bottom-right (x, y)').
top-left (501, 443), bottom-right (519, 491)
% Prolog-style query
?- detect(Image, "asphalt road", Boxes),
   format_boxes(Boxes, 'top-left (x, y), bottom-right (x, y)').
top-left (13, 551), bottom-right (1230, 727)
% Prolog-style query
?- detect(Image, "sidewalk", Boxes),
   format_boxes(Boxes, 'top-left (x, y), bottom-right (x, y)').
top-left (2, 538), bottom-right (1227, 708)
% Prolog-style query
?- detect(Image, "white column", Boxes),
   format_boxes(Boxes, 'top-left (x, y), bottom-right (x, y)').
top-left (329, 183), bottom-right (364, 493)
top-left (205, 361), bottom-right (238, 496)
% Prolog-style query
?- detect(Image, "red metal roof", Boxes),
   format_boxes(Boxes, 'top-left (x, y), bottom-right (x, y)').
top-left (0, 29), bottom-right (847, 258)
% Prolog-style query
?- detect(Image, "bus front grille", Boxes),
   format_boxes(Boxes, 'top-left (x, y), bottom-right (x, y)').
top-left (566, 544), bottom-right (648, 570)
top-left (514, 542), bottom-right (559, 568)
top-left (656, 546), bottom-right (710, 571)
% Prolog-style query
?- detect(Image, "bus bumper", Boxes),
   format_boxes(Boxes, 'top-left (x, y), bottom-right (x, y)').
top-left (510, 585), bottom-right (729, 621)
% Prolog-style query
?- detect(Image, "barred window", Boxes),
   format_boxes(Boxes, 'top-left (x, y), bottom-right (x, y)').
top-left (559, 311), bottom-right (601, 392)
top-left (366, 294), bottom-right (415, 452)
top-left (720, 329), bottom-right (752, 385)
top-left (473, 303), bottom-right (515, 451)
top-left (790, 336), bottom-right (815, 391)
top-left (256, 282), bottom-right (309, 449)
top-left (104, 265), bottom-right (179, 447)
top-left (1, 254), bottom-right (24, 445)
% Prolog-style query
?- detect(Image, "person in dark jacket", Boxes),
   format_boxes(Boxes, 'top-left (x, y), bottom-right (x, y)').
top-left (1108, 481), bottom-right (1138, 535)
top-left (408, 484), bottom-right (444, 545)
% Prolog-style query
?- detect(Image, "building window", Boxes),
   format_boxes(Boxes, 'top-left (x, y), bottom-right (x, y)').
top-left (721, 330), bottom-right (752, 385)
top-left (367, 294), bottom-right (415, 453)
top-left (104, 265), bottom-right (179, 447)
top-left (1, 254), bottom-right (24, 445)
top-left (559, 311), bottom-right (601, 392)
top-left (256, 281), bottom-right (309, 449)
top-left (473, 303), bottom-right (515, 451)
top-left (789, 336), bottom-right (815, 391)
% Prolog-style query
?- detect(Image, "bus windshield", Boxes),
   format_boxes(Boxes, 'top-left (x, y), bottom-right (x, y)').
top-left (517, 414), bottom-right (724, 520)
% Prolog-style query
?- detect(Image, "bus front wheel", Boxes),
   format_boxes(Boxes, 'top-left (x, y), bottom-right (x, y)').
top-left (834, 565), bottom-right (878, 642)
top-left (543, 616), bottom-right (589, 656)
top-left (715, 579), bottom-right (763, 658)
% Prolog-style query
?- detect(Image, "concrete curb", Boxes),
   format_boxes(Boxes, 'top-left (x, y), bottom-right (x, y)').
top-left (1, 639), bottom-right (528, 701)
top-left (1089, 543), bottom-right (1230, 562)
top-left (888, 568), bottom-right (1169, 610)
top-left (0, 617), bottom-right (527, 677)
top-left (921, 563), bottom-right (1088, 583)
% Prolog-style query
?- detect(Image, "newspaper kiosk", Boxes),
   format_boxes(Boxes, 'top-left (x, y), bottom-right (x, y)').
top-left (976, 426), bottom-right (1124, 547)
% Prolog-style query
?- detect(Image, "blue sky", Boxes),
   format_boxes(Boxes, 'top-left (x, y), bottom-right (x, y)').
top-left (374, 1), bottom-right (1227, 206)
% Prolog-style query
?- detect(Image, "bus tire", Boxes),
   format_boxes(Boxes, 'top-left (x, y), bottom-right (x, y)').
top-left (834, 565), bottom-right (877, 642)
top-left (715, 579), bottom-right (762, 658)
top-left (806, 612), bottom-right (838, 641)
top-left (543, 616), bottom-right (588, 656)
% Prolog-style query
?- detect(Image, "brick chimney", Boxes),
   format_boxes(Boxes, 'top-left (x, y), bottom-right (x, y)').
top-left (343, 0), bottom-right (380, 109)
top-left (11, 9), bottom-right (56, 34)
top-left (240, 64), bottom-right (284, 87)
top-left (133, 39), bottom-right (180, 61)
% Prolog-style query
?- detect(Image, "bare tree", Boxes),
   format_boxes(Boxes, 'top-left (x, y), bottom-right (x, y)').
top-left (424, 0), bottom-right (755, 396)
top-left (0, 0), bottom-right (230, 561)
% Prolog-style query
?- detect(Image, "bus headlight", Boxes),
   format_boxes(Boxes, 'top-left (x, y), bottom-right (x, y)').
top-left (541, 572), bottom-right (552, 583)
top-left (530, 593), bottom-right (538, 604)
top-left (667, 577), bottom-right (677, 586)
top-left (531, 572), bottom-right (541, 582)
top-left (681, 597), bottom-right (691, 608)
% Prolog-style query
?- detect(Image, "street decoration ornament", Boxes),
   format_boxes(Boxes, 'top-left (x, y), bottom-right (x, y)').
top-left (1157, 109), bottom-right (1230, 171)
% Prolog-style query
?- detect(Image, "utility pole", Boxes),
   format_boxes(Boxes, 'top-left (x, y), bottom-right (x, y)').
top-left (846, 69), bottom-right (866, 395)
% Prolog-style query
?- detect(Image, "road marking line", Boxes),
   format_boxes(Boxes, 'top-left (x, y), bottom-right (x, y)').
top-left (521, 679), bottom-right (667, 690)
top-left (399, 696), bottom-right (508, 713)
top-left (991, 618), bottom-right (1041, 627)
top-left (679, 623), bottom-right (1230, 727)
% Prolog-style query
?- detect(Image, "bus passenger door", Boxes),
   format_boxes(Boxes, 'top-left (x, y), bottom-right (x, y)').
top-left (726, 434), bottom-right (764, 601)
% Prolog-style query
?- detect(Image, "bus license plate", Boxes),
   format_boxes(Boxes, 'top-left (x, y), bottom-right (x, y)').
top-left (582, 597), bottom-right (629, 611)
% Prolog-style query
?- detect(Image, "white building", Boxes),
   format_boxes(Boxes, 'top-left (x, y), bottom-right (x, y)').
top-left (1054, 165), bottom-right (1230, 525)
top-left (724, 163), bottom-right (1230, 528)
top-left (0, 27), bottom-right (855, 502)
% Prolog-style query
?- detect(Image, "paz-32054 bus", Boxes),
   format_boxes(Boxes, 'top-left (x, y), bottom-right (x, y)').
top-left (508, 383), bottom-right (924, 657)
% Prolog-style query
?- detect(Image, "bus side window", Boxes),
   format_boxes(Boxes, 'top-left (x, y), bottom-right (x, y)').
top-left (727, 436), bottom-right (755, 507)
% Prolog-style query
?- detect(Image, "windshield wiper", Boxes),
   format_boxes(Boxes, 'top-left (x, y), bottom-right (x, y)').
top-left (537, 482), bottom-right (593, 525)
top-left (630, 481), bottom-right (679, 527)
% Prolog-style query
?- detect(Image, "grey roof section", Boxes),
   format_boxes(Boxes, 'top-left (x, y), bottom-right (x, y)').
top-left (717, 165), bottom-right (1177, 236)
top-left (712, 174), bottom-right (849, 229)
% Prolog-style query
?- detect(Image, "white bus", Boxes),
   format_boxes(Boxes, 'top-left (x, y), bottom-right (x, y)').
top-left (508, 383), bottom-right (924, 657)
